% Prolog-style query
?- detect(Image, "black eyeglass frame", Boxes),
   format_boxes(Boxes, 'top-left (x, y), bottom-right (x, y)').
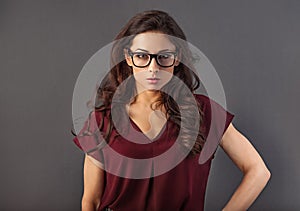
top-left (126, 48), bottom-right (178, 68)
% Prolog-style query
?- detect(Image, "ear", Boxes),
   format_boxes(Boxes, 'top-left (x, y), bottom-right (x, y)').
top-left (174, 51), bottom-right (181, 67)
top-left (124, 49), bottom-right (133, 67)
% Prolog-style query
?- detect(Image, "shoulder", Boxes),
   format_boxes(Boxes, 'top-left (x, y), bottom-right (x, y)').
top-left (76, 107), bottom-right (112, 137)
top-left (193, 93), bottom-right (235, 135)
top-left (92, 106), bottom-right (111, 123)
top-left (193, 93), bottom-right (210, 104)
top-left (193, 93), bottom-right (232, 117)
top-left (193, 93), bottom-right (212, 115)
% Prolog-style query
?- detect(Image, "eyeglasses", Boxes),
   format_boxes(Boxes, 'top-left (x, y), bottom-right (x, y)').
top-left (126, 49), bottom-right (177, 68)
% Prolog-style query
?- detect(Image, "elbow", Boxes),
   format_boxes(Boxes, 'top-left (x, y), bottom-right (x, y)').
top-left (258, 162), bottom-right (271, 184)
top-left (260, 166), bottom-right (271, 190)
top-left (246, 163), bottom-right (271, 185)
top-left (81, 196), bottom-right (101, 211)
top-left (264, 166), bottom-right (271, 184)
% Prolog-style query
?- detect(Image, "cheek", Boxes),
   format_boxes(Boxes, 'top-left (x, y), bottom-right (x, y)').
top-left (132, 67), bottom-right (145, 74)
top-left (161, 70), bottom-right (173, 84)
top-left (132, 68), bottom-right (147, 82)
top-left (163, 67), bottom-right (174, 74)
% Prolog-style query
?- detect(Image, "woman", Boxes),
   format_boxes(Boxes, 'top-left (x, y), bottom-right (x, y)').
top-left (73, 10), bottom-right (271, 211)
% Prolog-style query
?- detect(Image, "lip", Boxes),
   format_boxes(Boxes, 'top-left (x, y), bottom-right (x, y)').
top-left (146, 78), bottom-right (160, 84)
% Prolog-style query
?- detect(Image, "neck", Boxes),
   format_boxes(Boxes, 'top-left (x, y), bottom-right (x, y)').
top-left (131, 89), bottom-right (161, 108)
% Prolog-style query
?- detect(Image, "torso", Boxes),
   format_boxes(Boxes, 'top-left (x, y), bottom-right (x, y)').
top-left (74, 94), bottom-right (235, 211)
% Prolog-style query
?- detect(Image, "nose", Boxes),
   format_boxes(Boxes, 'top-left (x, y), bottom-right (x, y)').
top-left (148, 57), bottom-right (160, 73)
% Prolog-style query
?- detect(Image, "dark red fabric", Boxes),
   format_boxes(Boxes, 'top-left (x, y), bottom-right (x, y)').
top-left (73, 94), bottom-right (234, 211)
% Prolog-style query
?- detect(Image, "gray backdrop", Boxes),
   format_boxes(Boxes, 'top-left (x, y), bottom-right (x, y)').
top-left (1, 0), bottom-right (299, 210)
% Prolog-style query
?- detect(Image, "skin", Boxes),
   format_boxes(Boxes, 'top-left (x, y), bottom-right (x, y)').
top-left (81, 32), bottom-right (271, 211)
top-left (82, 156), bottom-right (104, 211)
top-left (124, 32), bottom-right (179, 139)
top-left (220, 124), bottom-right (271, 210)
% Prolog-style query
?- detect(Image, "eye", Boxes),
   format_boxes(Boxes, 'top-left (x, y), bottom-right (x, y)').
top-left (134, 53), bottom-right (148, 59)
top-left (158, 53), bottom-right (172, 60)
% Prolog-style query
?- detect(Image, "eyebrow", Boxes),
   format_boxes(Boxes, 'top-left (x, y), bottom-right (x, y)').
top-left (133, 48), bottom-right (176, 53)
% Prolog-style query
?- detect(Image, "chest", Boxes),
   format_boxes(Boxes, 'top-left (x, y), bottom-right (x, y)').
top-left (126, 104), bottom-right (168, 140)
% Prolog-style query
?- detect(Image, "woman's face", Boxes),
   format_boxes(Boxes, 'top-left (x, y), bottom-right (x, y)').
top-left (125, 31), bottom-right (179, 92)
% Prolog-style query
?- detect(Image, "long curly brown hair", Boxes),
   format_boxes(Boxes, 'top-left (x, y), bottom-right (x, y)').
top-left (78, 10), bottom-right (206, 155)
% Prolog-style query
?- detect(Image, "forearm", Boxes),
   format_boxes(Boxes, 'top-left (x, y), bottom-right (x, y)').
top-left (222, 165), bottom-right (271, 211)
top-left (82, 155), bottom-right (104, 211)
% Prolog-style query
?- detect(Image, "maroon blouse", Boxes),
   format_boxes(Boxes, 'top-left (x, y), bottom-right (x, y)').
top-left (73, 94), bottom-right (234, 211)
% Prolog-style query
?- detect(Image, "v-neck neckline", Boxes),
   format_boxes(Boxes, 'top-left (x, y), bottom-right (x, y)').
top-left (128, 117), bottom-right (169, 142)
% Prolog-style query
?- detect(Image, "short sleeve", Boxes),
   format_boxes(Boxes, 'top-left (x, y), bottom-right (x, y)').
top-left (72, 111), bottom-right (106, 166)
top-left (194, 94), bottom-right (235, 163)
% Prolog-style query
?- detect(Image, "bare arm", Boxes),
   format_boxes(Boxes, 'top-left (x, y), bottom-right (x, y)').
top-left (81, 155), bottom-right (105, 211)
top-left (220, 123), bottom-right (271, 211)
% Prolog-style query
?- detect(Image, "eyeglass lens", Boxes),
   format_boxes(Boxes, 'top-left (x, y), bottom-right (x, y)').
top-left (130, 52), bottom-right (176, 67)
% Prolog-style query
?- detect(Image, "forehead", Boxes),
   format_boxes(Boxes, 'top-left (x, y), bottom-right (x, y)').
top-left (130, 32), bottom-right (176, 52)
